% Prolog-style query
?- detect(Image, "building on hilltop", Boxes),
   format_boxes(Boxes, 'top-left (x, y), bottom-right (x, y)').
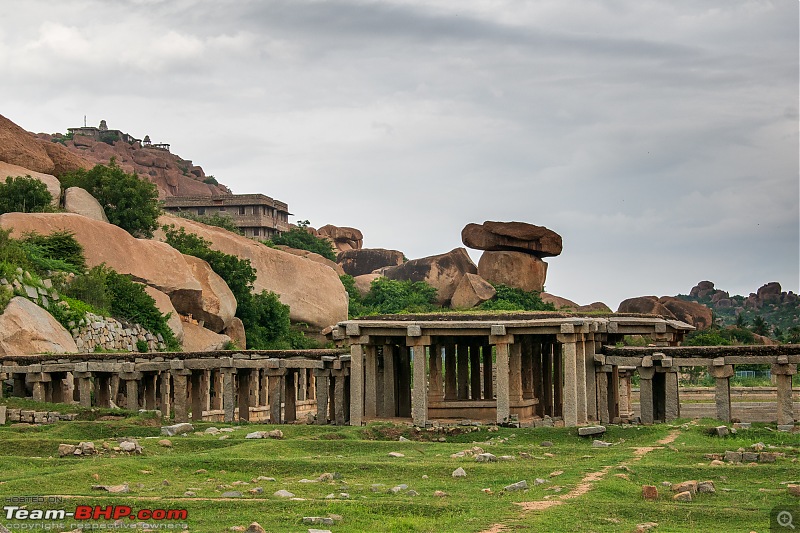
top-left (69, 120), bottom-right (170, 152)
top-left (162, 194), bottom-right (292, 239)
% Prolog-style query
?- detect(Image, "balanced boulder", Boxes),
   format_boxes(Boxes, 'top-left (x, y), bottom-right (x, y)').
top-left (63, 187), bottom-right (108, 222)
top-left (338, 248), bottom-right (404, 277)
top-left (317, 224), bottom-right (363, 252)
top-left (478, 251), bottom-right (547, 293)
top-left (383, 248), bottom-right (477, 306)
top-left (462, 221), bottom-right (562, 258)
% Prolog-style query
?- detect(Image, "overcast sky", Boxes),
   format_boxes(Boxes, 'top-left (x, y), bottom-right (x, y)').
top-left (1, 0), bottom-right (797, 309)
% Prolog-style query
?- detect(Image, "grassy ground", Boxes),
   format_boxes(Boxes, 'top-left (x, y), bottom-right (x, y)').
top-left (0, 402), bottom-right (798, 532)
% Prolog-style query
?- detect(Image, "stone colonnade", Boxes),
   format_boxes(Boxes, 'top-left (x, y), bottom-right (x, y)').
top-left (0, 351), bottom-right (351, 425)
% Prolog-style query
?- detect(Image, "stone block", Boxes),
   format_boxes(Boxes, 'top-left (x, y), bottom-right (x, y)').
top-left (777, 425), bottom-right (795, 432)
top-left (723, 451), bottom-right (741, 463)
top-left (641, 485), bottom-right (658, 500)
top-left (672, 480), bottom-right (697, 494)
top-left (577, 425), bottom-right (606, 436)
top-left (672, 491), bottom-right (692, 502)
top-left (711, 426), bottom-right (729, 437)
top-left (0, 406), bottom-right (5, 425)
top-left (758, 452), bottom-right (778, 463)
top-left (732, 422), bottom-right (751, 430)
top-left (503, 480), bottom-right (528, 492)
top-left (161, 423), bottom-right (194, 436)
top-left (697, 481), bottom-right (715, 494)
top-left (741, 452), bottom-right (759, 462)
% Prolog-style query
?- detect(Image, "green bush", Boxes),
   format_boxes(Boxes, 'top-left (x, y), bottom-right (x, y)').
top-left (175, 212), bottom-right (243, 235)
top-left (63, 266), bottom-right (113, 314)
top-left (340, 274), bottom-right (366, 318)
top-left (202, 175), bottom-right (219, 186)
top-left (20, 231), bottom-right (86, 274)
top-left (360, 278), bottom-right (438, 315)
top-left (0, 176), bottom-right (54, 214)
top-left (60, 160), bottom-right (162, 238)
top-left (477, 284), bottom-right (556, 312)
top-left (136, 339), bottom-right (149, 353)
top-left (268, 220), bottom-right (336, 261)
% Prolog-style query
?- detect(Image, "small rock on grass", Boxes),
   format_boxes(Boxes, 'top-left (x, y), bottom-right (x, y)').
top-left (274, 490), bottom-right (295, 498)
top-left (388, 452), bottom-right (405, 458)
top-left (504, 480), bottom-right (528, 492)
top-left (221, 491), bottom-right (242, 498)
top-left (158, 439), bottom-right (172, 448)
top-left (577, 425), bottom-right (606, 437)
top-left (673, 491), bottom-right (692, 501)
top-left (636, 523), bottom-right (658, 532)
top-left (433, 490), bottom-right (447, 497)
top-left (642, 485), bottom-right (658, 500)
top-left (161, 423), bottom-right (193, 437)
top-left (452, 467), bottom-right (467, 478)
top-left (245, 523), bottom-right (266, 533)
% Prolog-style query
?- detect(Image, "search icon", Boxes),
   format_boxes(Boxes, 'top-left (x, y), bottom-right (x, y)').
top-left (778, 510), bottom-right (795, 530)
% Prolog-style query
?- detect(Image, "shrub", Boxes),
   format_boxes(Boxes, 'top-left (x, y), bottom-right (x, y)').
top-left (175, 212), bottom-right (243, 235)
top-left (361, 278), bottom-right (438, 315)
top-left (136, 339), bottom-right (149, 353)
top-left (268, 220), bottom-right (336, 261)
top-left (477, 284), bottom-right (556, 312)
top-left (63, 266), bottom-right (113, 314)
top-left (203, 175), bottom-right (219, 186)
top-left (340, 274), bottom-right (366, 318)
top-left (20, 231), bottom-right (86, 274)
top-left (60, 160), bottom-right (161, 238)
top-left (0, 176), bottom-right (54, 214)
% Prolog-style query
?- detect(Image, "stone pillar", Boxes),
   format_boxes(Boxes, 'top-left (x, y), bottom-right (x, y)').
top-left (708, 362), bottom-right (733, 423)
top-left (237, 370), bottom-right (252, 422)
top-left (457, 342), bottom-right (469, 400)
top-left (382, 344), bottom-right (396, 417)
top-left (364, 345), bottom-right (378, 419)
top-left (617, 370), bottom-right (630, 417)
top-left (470, 343), bottom-right (482, 400)
top-left (259, 370), bottom-right (269, 407)
top-left (444, 342), bottom-right (457, 400)
top-left (584, 332), bottom-right (597, 421)
top-left (482, 343), bottom-right (493, 400)
top-left (557, 331), bottom-right (578, 427)
top-left (428, 344), bottom-right (443, 404)
top-left (332, 369), bottom-right (347, 425)
top-left (664, 368), bottom-right (680, 422)
top-left (553, 342), bottom-right (564, 418)
top-left (638, 367), bottom-right (656, 425)
top-left (575, 334), bottom-right (587, 424)
top-left (0, 372), bottom-right (5, 399)
top-left (96, 374), bottom-right (111, 408)
top-left (75, 373), bottom-right (92, 407)
top-left (609, 367), bottom-right (620, 421)
top-left (32, 381), bottom-right (45, 403)
top-left (297, 370), bottom-right (307, 402)
top-left (493, 334), bottom-right (513, 424)
top-left (314, 369), bottom-right (330, 424)
top-left (266, 369), bottom-right (285, 424)
top-left (160, 372), bottom-right (172, 420)
top-left (221, 369), bottom-right (236, 423)
top-left (349, 342), bottom-right (364, 426)
top-left (772, 361), bottom-right (797, 425)
top-left (409, 337), bottom-right (431, 427)
top-left (509, 342), bottom-right (523, 403)
top-left (284, 371), bottom-right (297, 423)
top-left (143, 373), bottom-right (158, 410)
top-left (542, 342), bottom-right (553, 416)
top-left (397, 346), bottom-right (412, 418)
top-left (521, 339), bottom-right (534, 400)
top-left (171, 371), bottom-right (189, 423)
top-left (597, 367), bottom-right (610, 424)
top-left (123, 376), bottom-right (140, 412)
top-left (191, 371), bottom-right (204, 422)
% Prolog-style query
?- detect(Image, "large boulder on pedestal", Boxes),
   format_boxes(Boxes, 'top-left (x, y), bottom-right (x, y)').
top-left (383, 248), bottom-right (477, 306)
top-left (478, 251), bottom-right (547, 293)
top-left (337, 248), bottom-right (404, 277)
top-left (317, 224), bottom-right (363, 252)
top-left (0, 297), bottom-right (78, 355)
top-left (0, 161), bottom-right (61, 207)
top-left (157, 215), bottom-right (348, 330)
top-left (450, 273), bottom-right (496, 309)
top-left (63, 187), bottom-right (108, 222)
top-left (174, 255), bottom-right (237, 333)
top-left (462, 221), bottom-right (562, 258)
top-left (0, 212), bottom-right (204, 312)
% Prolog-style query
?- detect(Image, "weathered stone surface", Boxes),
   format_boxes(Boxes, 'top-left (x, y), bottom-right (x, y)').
top-left (672, 490), bottom-right (692, 502)
top-left (672, 480), bottom-right (697, 494)
top-left (63, 187), bottom-right (108, 222)
top-left (478, 251), bottom-right (547, 293)
top-left (540, 293), bottom-right (580, 310)
top-left (578, 302), bottom-right (612, 313)
top-left (223, 317), bottom-right (246, 350)
top-left (452, 467), bottom-right (467, 478)
top-left (161, 423), bottom-right (194, 436)
top-left (276, 245), bottom-right (345, 275)
top-left (0, 406), bottom-right (5, 425)
top-left (0, 161), bottom-right (61, 206)
top-left (245, 523), bottom-right (266, 533)
top-left (642, 485), bottom-right (658, 500)
top-left (0, 297), bottom-right (78, 355)
top-left (273, 489), bottom-right (295, 498)
top-left (577, 425), bottom-right (606, 436)
top-left (181, 322), bottom-right (231, 352)
top-left (697, 481), bottom-right (715, 494)
top-left (617, 295), bottom-right (711, 330)
top-left (337, 248), bottom-right (404, 277)
top-left (0, 115), bottom-right (55, 174)
top-left (461, 221), bottom-right (562, 257)
top-left (38, 139), bottom-right (91, 177)
top-left (723, 451), bottom-right (742, 463)
top-left (475, 453), bottom-right (497, 463)
top-left (617, 296), bottom-right (673, 317)
top-left (176, 255), bottom-right (236, 333)
top-left (504, 480), bottom-right (528, 492)
top-left (0, 213), bottom-right (203, 305)
top-left (353, 273), bottom-right (382, 297)
top-left (450, 273), bottom-right (496, 309)
top-left (317, 224), bottom-right (363, 252)
top-left (157, 215), bottom-right (347, 329)
top-left (143, 286), bottom-right (184, 341)
top-left (383, 248), bottom-right (477, 306)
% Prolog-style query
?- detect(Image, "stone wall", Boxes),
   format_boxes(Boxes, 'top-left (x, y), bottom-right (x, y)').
top-left (71, 313), bottom-right (165, 353)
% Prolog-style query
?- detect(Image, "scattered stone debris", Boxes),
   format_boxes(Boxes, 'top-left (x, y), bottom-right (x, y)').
top-left (504, 480), bottom-right (528, 492)
top-left (697, 481), bottom-right (716, 494)
top-left (303, 518), bottom-right (334, 526)
top-left (452, 467), bottom-right (467, 478)
top-left (673, 491), bottom-right (692, 502)
top-left (475, 453), bottom-right (497, 463)
top-left (91, 484), bottom-right (129, 493)
top-left (388, 452), bottom-right (405, 458)
top-left (577, 425), bottom-right (606, 437)
top-left (534, 478), bottom-right (548, 485)
top-left (642, 485), bottom-right (658, 500)
top-left (636, 522), bottom-right (659, 532)
top-left (58, 442), bottom-right (99, 457)
top-left (549, 470), bottom-right (564, 478)
top-left (433, 490), bottom-right (448, 497)
top-left (245, 523), bottom-right (266, 533)
top-left (221, 491), bottom-right (242, 498)
top-left (451, 446), bottom-right (484, 458)
top-left (592, 440), bottom-right (612, 447)
top-left (245, 430), bottom-right (283, 439)
top-left (389, 485), bottom-right (407, 494)
top-left (161, 423), bottom-right (193, 437)
top-left (710, 426), bottom-right (729, 437)
top-left (672, 480), bottom-right (697, 495)
top-left (273, 490), bottom-right (295, 498)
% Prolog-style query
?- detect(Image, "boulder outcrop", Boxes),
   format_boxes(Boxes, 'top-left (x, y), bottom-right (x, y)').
top-left (540, 293), bottom-right (611, 313)
top-left (353, 273), bottom-right (381, 297)
top-left (181, 322), bottom-right (231, 352)
top-left (0, 161), bottom-right (61, 207)
top-left (223, 317), bottom-right (247, 349)
top-left (478, 251), bottom-right (547, 293)
top-left (0, 114), bottom-right (55, 174)
top-left (275, 245), bottom-right (344, 275)
top-left (175, 255), bottom-right (237, 333)
top-left (450, 273), bottom-right (496, 309)
top-left (462, 221), bottom-right (562, 258)
top-left (617, 296), bottom-right (674, 318)
top-left (317, 224), bottom-right (363, 252)
top-left (157, 215), bottom-right (348, 329)
top-left (617, 295), bottom-right (712, 330)
top-left (143, 286), bottom-right (184, 341)
top-left (383, 248), bottom-right (477, 306)
top-left (0, 297), bottom-right (78, 355)
top-left (63, 187), bottom-right (108, 222)
top-left (337, 248), bottom-right (404, 277)
top-left (38, 140), bottom-right (91, 176)
top-left (0, 213), bottom-right (204, 315)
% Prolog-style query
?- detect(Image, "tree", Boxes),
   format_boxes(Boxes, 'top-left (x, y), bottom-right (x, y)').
top-left (268, 220), bottom-right (336, 261)
top-left (751, 315), bottom-right (769, 336)
top-left (0, 176), bottom-right (53, 214)
top-left (60, 160), bottom-right (161, 238)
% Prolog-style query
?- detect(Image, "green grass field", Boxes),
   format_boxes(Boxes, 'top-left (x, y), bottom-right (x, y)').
top-left (0, 402), bottom-right (798, 532)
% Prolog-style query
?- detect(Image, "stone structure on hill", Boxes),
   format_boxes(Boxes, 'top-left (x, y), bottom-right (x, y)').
top-left (462, 221), bottom-right (563, 293)
top-left (162, 194), bottom-right (291, 240)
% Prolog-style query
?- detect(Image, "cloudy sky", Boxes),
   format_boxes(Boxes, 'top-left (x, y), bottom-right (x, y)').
top-left (1, 0), bottom-right (797, 308)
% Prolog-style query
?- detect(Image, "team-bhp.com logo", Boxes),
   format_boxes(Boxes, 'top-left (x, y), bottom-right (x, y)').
top-left (4, 505), bottom-right (188, 521)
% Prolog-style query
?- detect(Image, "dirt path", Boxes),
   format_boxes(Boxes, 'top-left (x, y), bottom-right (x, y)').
top-left (478, 429), bottom-right (681, 533)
